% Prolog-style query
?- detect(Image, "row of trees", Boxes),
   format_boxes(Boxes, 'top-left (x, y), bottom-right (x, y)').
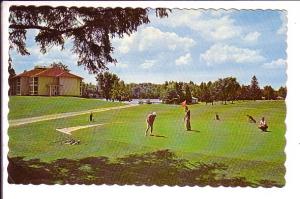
top-left (92, 72), bottom-right (287, 104)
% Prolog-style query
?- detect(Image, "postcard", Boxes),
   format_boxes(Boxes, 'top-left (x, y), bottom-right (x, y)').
top-left (3, 1), bottom-right (300, 199)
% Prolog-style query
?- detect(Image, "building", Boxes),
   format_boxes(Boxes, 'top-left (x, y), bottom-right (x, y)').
top-left (191, 97), bottom-right (199, 104)
top-left (10, 66), bottom-right (83, 96)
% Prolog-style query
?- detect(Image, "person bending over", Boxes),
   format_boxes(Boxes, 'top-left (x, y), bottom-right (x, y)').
top-left (145, 112), bottom-right (157, 136)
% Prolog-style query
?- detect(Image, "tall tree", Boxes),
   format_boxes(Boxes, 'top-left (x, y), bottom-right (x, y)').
top-left (277, 86), bottom-right (287, 99)
top-left (207, 81), bottom-right (215, 105)
top-left (184, 84), bottom-right (192, 104)
top-left (214, 78), bottom-right (228, 104)
top-left (96, 72), bottom-right (119, 100)
top-left (9, 6), bottom-right (169, 73)
top-left (263, 85), bottom-right (275, 100)
top-left (8, 55), bottom-right (16, 95)
top-left (111, 80), bottom-right (130, 101)
top-left (174, 82), bottom-right (185, 103)
top-left (227, 77), bottom-right (240, 103)
top-left (250, 75), bottom-right (262, 100)
top-left (238, 85), bottom-right (251, 101)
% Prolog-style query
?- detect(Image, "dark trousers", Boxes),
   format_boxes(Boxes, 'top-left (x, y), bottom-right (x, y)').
top-left (185, 119), bottom-right (191, 131)
top-left (259, 125), bottom-right (268, 132)
top-left (145, 122), bottom-right (153, 135)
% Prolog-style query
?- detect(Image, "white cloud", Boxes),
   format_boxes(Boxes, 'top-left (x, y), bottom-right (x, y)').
top-left (115, 36), bottom-right (135, 54)
top-left (156, 11), bottom-right (241, 41)
top-left (208, 10), bottom-right (234, 17)
top-left (175, 53), bottom-right (192, 66)
top-left (113, 26), bottom-right (195, 54)
top-left (140, 60), bottom-right (156, 69)
top-left (200, 44), bottom-right (265, 65)
top-left (262, 58), bottom-right (286, 69)
top-left (27, 40), bottom-right (78, 67)
top-left (243, 31), bottom-right (261, 43)
top-left (115, 62), bottom-right (128, 68)
top-left (277, 12), bottom-right (287, 35)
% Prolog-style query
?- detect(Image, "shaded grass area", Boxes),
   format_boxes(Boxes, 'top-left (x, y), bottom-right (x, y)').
top-left (8, 100), bottom-right (286, 186)
top-left (7, 150), bottom-right (282, 187)
top-left (8, 96), bottom-right (123, 119)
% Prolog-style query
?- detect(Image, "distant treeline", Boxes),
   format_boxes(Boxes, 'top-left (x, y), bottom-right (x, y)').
top-left (82, 72), bottom-right (286, 104)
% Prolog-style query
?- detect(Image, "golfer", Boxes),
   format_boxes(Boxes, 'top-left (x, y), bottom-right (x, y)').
top-left (89, 112), bottom-right (93, 122)
top-left (258, 117), bottom-right (268, 132)
top-left (184, 106), bottom-right (191, 131)
top-left (145, 112), bottom-right (157, 136)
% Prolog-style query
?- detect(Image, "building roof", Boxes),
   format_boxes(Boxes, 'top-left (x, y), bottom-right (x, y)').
top-left (14, 67), bottom-right (83, 79)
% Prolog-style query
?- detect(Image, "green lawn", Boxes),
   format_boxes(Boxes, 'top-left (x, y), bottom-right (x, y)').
top-left (8, 100), bottom-right (286, 186)
top-left (8, 96), bottom-right (124, 119)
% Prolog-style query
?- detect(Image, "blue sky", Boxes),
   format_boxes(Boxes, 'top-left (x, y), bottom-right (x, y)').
top-left (11, 9), bottom-right (287, 89)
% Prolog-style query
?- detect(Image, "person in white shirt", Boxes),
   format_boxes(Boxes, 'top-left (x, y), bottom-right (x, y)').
top-left (258, 117), bottom-right (268, 132)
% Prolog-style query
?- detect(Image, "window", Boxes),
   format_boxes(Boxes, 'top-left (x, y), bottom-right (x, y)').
top-left (80, 81), bottom-right (83, 96)
top-left (16, 78), bottom-right (21, 95)
top-left (29, 77), bottom-right (38, 95)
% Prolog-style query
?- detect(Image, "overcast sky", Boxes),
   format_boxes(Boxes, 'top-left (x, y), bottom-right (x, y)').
top-left (11, 9), bottom-right (287, 89)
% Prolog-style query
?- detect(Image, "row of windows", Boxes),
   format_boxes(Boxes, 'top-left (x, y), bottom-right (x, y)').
top-left (16, 78), bottom-right (21, 95)
top-left (80, 81), bottom-right (83, 96)
top-left (29, 77), bottom-right (38, 95)
top-left (14, 78), bottom-right (83, 96)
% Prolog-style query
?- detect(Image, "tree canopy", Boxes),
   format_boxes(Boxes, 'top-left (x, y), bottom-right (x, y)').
top-left (96, 71), bottom-right (119, 100)
top-left (9, 6), bottom-right (169, 73)
top-left (250, 75), bottom-right (262, 100)
top-left (49, 61), bottom-right (70, 71)
top-left (91, 72), bottom-right (285, 103)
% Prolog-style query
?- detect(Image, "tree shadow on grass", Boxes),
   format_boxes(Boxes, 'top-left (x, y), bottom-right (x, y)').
top-left (7, 150), bottom-right (283, 187)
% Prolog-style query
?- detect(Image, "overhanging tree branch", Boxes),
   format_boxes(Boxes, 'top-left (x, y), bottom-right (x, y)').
top-left (9, 6), bottom-right (170, 73)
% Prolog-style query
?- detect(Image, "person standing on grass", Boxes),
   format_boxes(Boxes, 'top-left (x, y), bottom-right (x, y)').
top-left (184, 106), bottom-right (191, 131)
top-left (89, 112), bottom-right (93, 122)
top-left (258, 117), bottom-right (268, 132)
top-left (145, 112), bottom-right (157, 136)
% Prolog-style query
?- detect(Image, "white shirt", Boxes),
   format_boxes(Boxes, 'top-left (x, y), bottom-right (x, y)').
top-left (260, 120), bottom-right (266, 126)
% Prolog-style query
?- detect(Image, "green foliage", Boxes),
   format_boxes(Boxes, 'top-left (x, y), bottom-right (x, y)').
top-left (128, 83), bottom-right (161, 99)
top-left (184, 84), bottom-right (192, 104)
top-left (263, 85), bottom-right (275, 100)
top-left (91, 73), bottom-right (285, 105)
top-left (111, 80), bottom-right (130, 101)
top-left (239, 85), bottom-right (251, 100)
top-left (81, 82), bottom-right (98, 98)
top-left (96, 72), bottom-right (119, 100)
top-left (49, 61), bottom-right (70, 72)
top-left (9, 6), bottom-right (169, 73)
top-left (8, 55), bottom-right (16, 96)
top-left (277, 86), bottom-right (287, 99)
top-left (250, 75), bottom-right (262, 100)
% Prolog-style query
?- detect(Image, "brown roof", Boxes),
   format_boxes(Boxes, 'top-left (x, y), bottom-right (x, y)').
top-left (14, 67), bottom-right (83, 79)
top-left (14, 68), bottom-right (47, 77)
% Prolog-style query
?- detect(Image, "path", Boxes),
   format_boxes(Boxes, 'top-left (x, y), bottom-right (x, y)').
top-left (9, 104), bottom-right (138, 127)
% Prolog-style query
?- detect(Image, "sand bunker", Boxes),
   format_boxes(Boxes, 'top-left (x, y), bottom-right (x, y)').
top-left (56, 123), bottom-right (104, 135)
